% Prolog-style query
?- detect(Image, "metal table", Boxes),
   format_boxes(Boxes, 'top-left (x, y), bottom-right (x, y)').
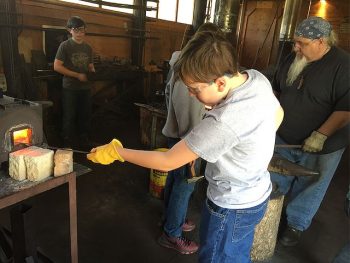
top-left (0, 162), bottom-right (91, 263)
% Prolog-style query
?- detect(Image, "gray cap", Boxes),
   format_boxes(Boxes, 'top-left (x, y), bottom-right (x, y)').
top-left (295, 17), bottom-right (332, 39)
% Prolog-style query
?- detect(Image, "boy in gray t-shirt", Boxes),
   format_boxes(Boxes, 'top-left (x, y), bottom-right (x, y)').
top-left (87, 31), bottom-right (283, 262)
top-left (54, 16), bottom-right (95, 148)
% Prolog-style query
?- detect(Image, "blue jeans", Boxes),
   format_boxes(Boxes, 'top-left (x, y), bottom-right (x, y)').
top-left (333, 243), bottom-right (350, 263)
top-left (199, 198), bottom-right (268, 263)
top-left (163, 137), bottom-right (196, 237)
top-left (62, 89), bottom-right (91, 142)
top-left (270, 135), bottom-right (345, 231)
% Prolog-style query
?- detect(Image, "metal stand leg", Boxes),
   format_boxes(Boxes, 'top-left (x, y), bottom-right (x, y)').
top-left (10, 204), bottom-right (38, 263)
top-left (68, 173), bottom-right (78, 263)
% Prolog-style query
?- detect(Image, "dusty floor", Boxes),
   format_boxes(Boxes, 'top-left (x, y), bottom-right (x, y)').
top-left (0, 105), bottom-right (348, 263)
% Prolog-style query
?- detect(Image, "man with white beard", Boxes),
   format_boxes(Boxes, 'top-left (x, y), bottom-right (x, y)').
top-left (271, 16), bottom-right (350, 247)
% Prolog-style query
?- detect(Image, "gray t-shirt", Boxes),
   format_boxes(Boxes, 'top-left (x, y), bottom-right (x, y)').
top-left (55, 38), bottom-right (93, 90)
top-left (185, 69), bottom-right (280, 209)
top-left (162, 51), bottom-right (205, 139)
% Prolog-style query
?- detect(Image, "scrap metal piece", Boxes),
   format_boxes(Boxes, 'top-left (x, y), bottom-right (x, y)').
top-left (268, 155), bottom-right (319, 176)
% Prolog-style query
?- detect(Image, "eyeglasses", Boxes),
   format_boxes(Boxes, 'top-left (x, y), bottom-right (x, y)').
top-left (186, 74), bottom-right (233, 95)
top-left (72, 27), bottom-right (86, 33)
top-left (186, 85), bottom-right (202, 94)
top-left (293, 39), bottom-right (315, 48)
top-left (186, 80), bottom-right (214, 95)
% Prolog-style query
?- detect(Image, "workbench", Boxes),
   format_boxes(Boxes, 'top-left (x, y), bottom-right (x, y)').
top-left (0, 162), bottom-right (91, 263)
top-left (89, 68), bottom-right (145, 118)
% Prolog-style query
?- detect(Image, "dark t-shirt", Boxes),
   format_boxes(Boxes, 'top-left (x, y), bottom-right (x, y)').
top-left (273, 47), bottom-right (350, 154)
top-left (55, 38), bottom-right (93, 90)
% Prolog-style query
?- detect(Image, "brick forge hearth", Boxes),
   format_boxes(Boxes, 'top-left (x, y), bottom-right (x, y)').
top-left (0, 95), bottom-right (43, 165)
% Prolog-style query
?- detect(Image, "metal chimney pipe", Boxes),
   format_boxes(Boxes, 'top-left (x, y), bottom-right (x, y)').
top-left (275, 0), bottom-right (305, 67)
top-left (192, 0), bottom-right (208, 32)
top-left (279, 0), bottom-right (303, 41)
top-left (213, 0), bottom-right (241, 44)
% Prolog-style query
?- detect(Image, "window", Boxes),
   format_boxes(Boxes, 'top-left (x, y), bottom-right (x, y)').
top-left (156, 0), bottom-right (194, 24)
top-left (145, 1), bottom-right (157, 18)
top-left (177, 0), bottom-right (194, 24)
top-left (102, 0), bottom-right (133, 14)
top-left (58, 0), bottom-right (195, 24)
top-left (59, 0), bottom-right (98, 7)
top-left (158, 0), bottom-right (176, 21)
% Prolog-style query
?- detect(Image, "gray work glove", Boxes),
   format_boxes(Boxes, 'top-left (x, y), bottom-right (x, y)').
top-left (302, 131), bottom-right (327, 152)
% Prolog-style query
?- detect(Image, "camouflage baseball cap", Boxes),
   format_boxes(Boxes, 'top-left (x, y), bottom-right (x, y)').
top-left (295, 17), bottom-right (332, 39)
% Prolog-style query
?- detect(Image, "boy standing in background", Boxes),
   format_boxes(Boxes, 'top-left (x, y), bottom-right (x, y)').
top-left (54, 16), bottom-right (95, 149)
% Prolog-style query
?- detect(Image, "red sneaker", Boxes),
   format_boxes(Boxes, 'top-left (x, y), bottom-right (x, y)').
top-left (158, 233), bottom-right (199, 254)
top-left (182, 219), bottom-right (196, 232)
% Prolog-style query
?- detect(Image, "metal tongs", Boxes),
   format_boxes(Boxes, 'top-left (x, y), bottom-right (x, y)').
top-left (41, 143), bottom-right (90, 154)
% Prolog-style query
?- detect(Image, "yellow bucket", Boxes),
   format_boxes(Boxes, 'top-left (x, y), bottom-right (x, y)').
top-left (149, 148), bottom-right (168, 199)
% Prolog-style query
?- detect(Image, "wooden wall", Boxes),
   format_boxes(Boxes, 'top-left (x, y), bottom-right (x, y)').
top-left (238, 0), bottom-right (349, 71)
top-left (15, 0), bottom-right (187, 67)
top-left (309, 0), bottom-right (350, 51)
top-left (238, 0), bottom-right (283, 70)
top-left (2, 0), bottom-right (349, 73)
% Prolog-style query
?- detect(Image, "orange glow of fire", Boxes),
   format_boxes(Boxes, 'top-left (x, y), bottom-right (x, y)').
top-left (13, 128), bottom-right (32, 145)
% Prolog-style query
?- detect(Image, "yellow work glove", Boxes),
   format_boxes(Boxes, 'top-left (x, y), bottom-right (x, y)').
top-left (302, 131), bottom-right (327, 152)
top-left (87, 139), bottom-right (124, 165)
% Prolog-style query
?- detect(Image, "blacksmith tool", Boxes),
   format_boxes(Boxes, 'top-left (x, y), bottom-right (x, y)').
top-left (43, 145), bottom-right (90, 154)
top-left (270, 144), bottom-right (319, 176)
top-left (275, 144), bottom-right (302, 148)
top-left (268, 155), bottom-right (319, 176)
top-left (186, 145), bottom-right (304, 183)
top-left (186, 160), bottom-right (204, 183)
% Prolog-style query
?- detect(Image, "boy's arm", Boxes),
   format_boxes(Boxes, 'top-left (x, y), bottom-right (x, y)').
top-left (54, 59), bottom-right (87, 82)
top-left (88, 139), bottom-right (199, 171)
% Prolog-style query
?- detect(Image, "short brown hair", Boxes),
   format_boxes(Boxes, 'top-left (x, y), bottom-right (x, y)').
top-left (181, 23), bottom-right (223, 50)
top-left (174, 31), bottom-right (238, 83)
top-left (196, 22), bottom-right (221, 34)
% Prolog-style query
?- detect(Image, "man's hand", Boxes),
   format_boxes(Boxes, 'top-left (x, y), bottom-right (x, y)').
top-left (76, 73), bottom-right (88, 82)
top-left (302, 131), bottom-right (327, 152)
top-left (87, 139), bottom-right (124, 165)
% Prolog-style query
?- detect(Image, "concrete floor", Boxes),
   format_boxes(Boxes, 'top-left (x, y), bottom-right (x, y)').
top-left (0, 108), bottom-right (348, 263)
